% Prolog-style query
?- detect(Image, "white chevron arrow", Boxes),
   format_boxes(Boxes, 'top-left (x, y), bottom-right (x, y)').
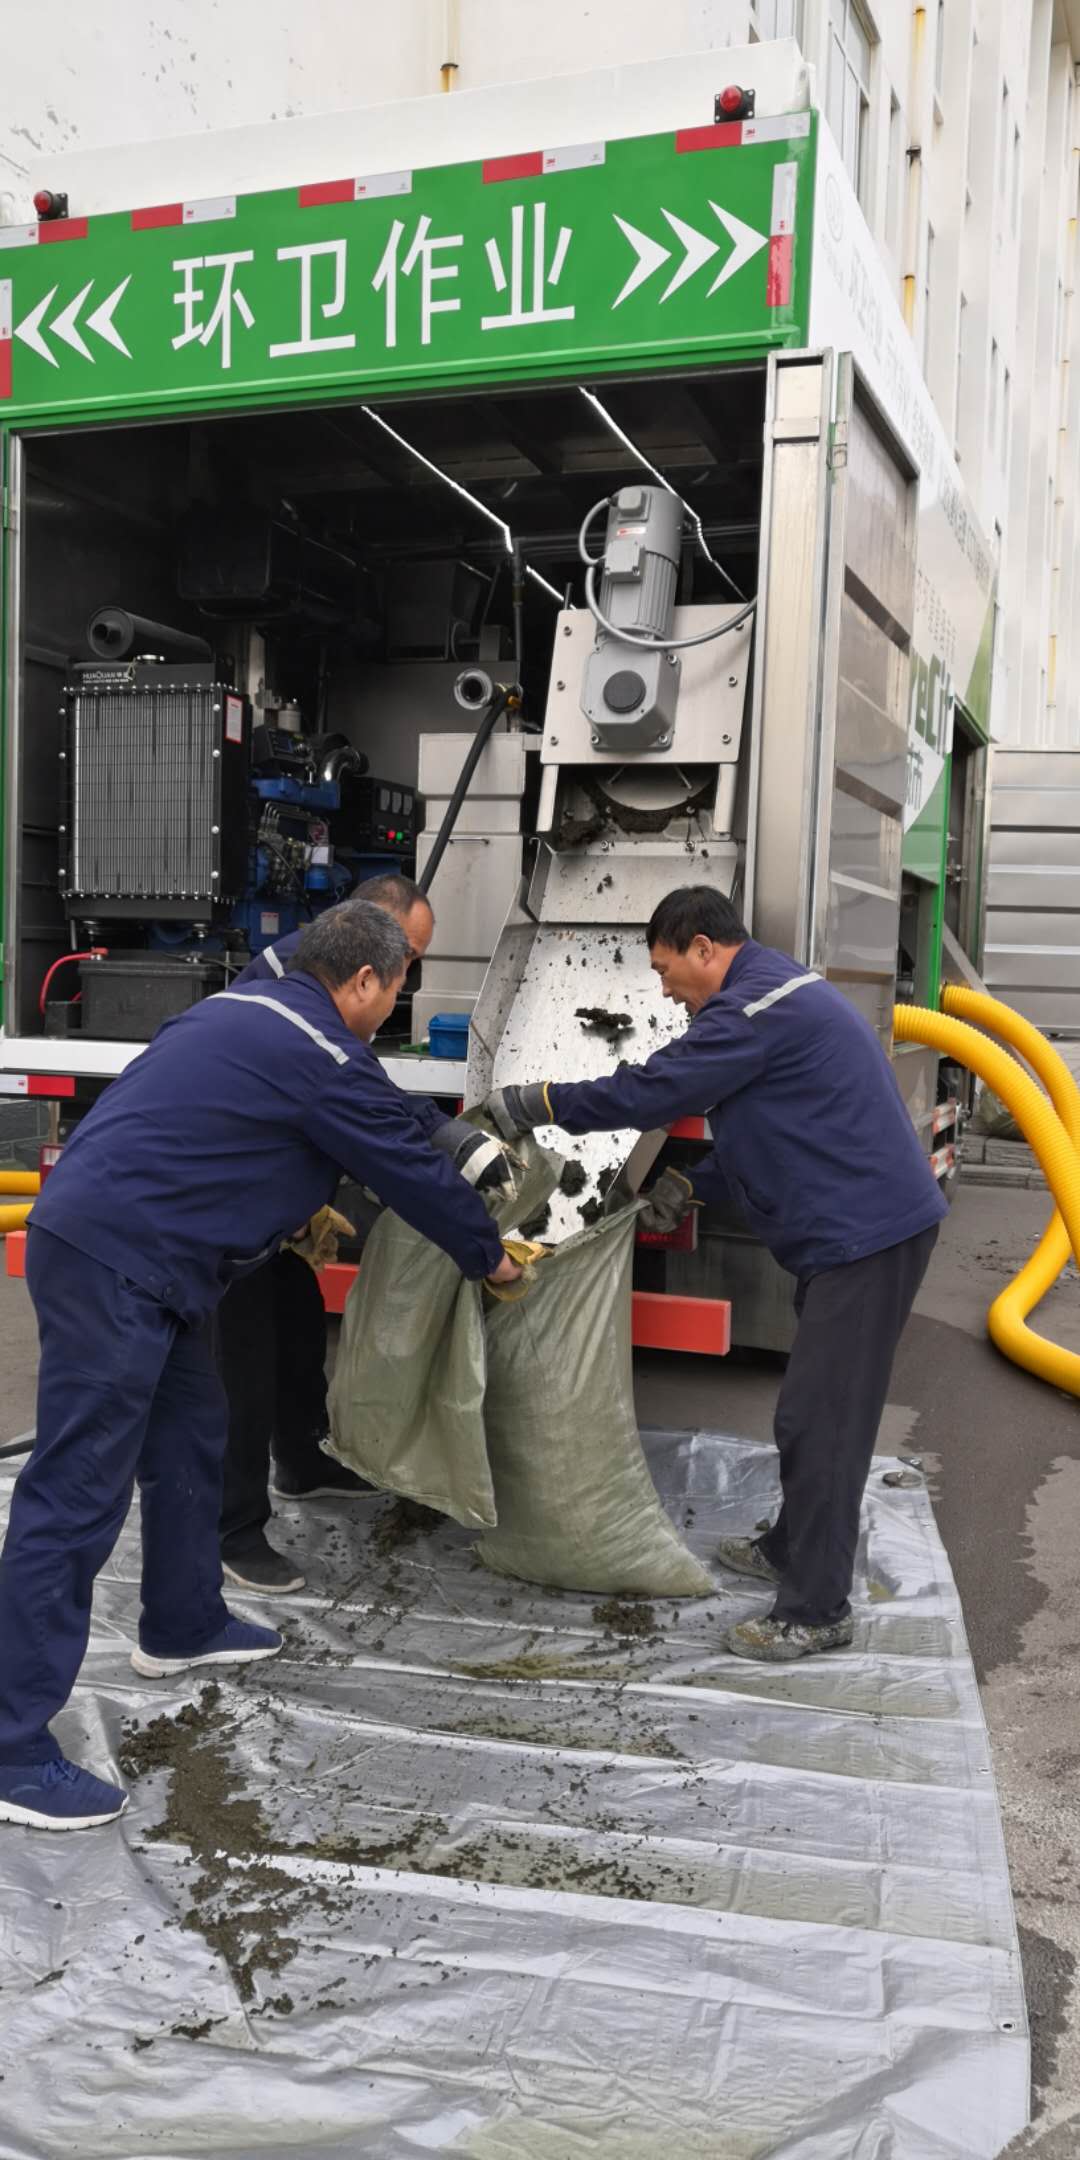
top-left (86, 276), bottom-right (132, 357)
top-left (708, 201), bottom-right (770, 291)
top-left (15, 286), bottom-right (58, 366)
top-left (52, 280), bottom-right (95, 360)
top-left (612, 216), bottom-right (671, 308)
top-left (660, 209), bottom-right (720, 299)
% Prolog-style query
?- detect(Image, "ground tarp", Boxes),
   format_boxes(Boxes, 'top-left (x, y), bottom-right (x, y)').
top-left (0, 1430), bottom-right (1028, 2159)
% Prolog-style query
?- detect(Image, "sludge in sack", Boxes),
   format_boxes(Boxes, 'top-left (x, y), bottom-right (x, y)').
top-left (327, 1135), bottom-right (712, 1596)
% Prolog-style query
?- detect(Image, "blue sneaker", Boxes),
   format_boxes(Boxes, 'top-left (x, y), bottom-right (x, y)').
top-left (130, 1613), bottom-right (283, 1679)
top-left (0, 1757), bottom-right (128, 1831)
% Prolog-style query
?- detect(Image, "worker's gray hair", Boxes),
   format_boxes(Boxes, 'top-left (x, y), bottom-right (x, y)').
top-left (294, 899), bottom-right (409, 989)
top-left (356, 872), bottom-right (433, 921)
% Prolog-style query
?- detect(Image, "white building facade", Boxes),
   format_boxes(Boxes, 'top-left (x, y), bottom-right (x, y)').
top-left (2, 0), bottom-right (1079, 751)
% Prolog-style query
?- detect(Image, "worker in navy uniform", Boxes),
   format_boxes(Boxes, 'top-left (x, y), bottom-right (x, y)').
top-left (486, 885), bottom-right (946, 1665)
top-left (216, 874), bottom-right (511, 1595)
top-left (0, 902), bottom-right (519, 1832)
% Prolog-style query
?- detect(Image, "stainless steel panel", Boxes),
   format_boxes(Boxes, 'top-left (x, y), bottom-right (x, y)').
top-left (843, 400), bottom-right (915, 632)
top-left (984, 948), bottom-right (1080, 990)
top-left (830, 786), bottom-right (903, 887)
top-left (748, 355), bottom-right (831, 955)
top-left (984, 911), bottom-right (1080, 946)
top-left (988, 829), bottom-right (1080, 866)
top-left (414, 958), bottom-right (489, 993)
top-left (418, 732), bottom-right (528, 799)
top-left (987, 866), bottom-right (1080, 910)
top-left (894, 1045), bottom-right (937, 1135)
top-left (826, 974), bottom-right (894, 1038)
top-left (528, 838), bottom-right (738, 924)
top-left (415, 833), bottom-right (523, 956)
top-left (990, 789), bottom-right (1080, 829)
top-left (992, 750), bottom-right (1080, 789)
top-left (978, 987), bottom-right (1080, 1033)
top-left (422, 797), bottom-right (523, 835)
top-left (541, 606), bottom-right (750, 771)
top-left (472, 921), bottom-right (690, 1240)
top-left (827, 879), bottom-right (900, 978)
top-left (834, 601), bottom-right (908, 811)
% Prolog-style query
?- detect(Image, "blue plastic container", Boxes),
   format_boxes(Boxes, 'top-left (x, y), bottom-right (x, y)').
top-left (428, 1012), bottom-right (470, 1059)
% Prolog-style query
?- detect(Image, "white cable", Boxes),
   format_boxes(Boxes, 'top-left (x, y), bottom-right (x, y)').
top-left (578, 385), bottom-right (747, 602)
top-left (361, 406), bottom-right (563, 607)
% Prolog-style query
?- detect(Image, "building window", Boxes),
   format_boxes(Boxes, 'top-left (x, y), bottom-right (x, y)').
top-left (754, 0), bottom-right (805, 37)
top-left (934, 0), bottom-right (946, 102)
top-left (886, 93), bottom-right (904, 255)
top-left (827, 0), bottom-right (874, 202)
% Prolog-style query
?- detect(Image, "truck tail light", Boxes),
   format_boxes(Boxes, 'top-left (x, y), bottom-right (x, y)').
top-left (32, 189), bottom-right (69, 222)
top-left (715, 85), bottom-right (754, 120)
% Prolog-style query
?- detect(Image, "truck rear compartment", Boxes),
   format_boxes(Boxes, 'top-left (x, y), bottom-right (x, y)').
top-left (10, 364), bottom-right (767, 1039)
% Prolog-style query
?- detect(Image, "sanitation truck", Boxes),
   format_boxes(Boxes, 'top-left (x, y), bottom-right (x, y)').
top-left (0, 40), bottom-right (994, 1344)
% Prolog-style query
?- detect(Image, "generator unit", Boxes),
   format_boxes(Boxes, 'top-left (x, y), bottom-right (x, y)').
top-left (60, 660), bottom-right (251, 924)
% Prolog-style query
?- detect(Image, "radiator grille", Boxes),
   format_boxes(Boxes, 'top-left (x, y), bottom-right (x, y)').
top-left (69, 689), bottom-right (219, 900)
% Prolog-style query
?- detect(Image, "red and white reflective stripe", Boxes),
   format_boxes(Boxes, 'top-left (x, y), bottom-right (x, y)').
top-left (766, 160), bottom-right (797, 306)
top-left (299, 171), bottom-right (413, 208)
top-left (131, 195), bottom-right (237, 232)
top-left (482, 142), bottom-right (604, 183)
top-left (676, 112), bottom-right (811, 154)
top-left (0, 218), bottom-right (89, 249)
top-left (931, 1142), bottom-right (957, 1180)
top-left (0, 278), bottom-right (11, 401)
top-left (0, 1074), bottom-right (76, 1099)
top-left (932, 1098), bottom-right (959, 1136)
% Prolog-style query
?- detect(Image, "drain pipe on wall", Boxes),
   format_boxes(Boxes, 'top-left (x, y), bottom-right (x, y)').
top-left (441, 0), bottom-right (460, 92)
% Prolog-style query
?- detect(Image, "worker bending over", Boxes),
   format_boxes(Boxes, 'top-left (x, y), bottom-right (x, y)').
top-left (217, 875), bottom-right (511, 1594)
top-left (0, 903), bottom-right (518, 1832)
top-left (487, 886), bottom-right (945, 1665)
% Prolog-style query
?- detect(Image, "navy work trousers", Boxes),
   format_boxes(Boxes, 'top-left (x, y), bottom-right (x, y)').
top-left (215, 1247), bottom-right (328, 1554)
top-left (760, 1224), bottom-right (939, 1627)
top-left (0, 1228), bottom-right (230, 1765)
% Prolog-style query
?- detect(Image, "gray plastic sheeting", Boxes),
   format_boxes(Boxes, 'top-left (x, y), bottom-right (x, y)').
top-left (0, 1431), bottom-right (1028, 2159)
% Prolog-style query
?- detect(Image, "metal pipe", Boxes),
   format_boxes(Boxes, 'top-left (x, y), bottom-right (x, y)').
top-left (418, 681), bottom-right (513, 896)
top-left (86, 608), bottom-right (212, 664)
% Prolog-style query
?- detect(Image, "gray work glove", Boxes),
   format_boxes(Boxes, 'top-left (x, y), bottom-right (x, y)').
top-left (484, 1082), bottom-right (553, 1141)
top-left (431, 1114), bottom-right (516, 1194)
top-left (639, 1167), bottom-right (696, 1236)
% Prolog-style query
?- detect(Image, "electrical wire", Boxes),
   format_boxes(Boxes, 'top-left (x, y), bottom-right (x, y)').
top-left (360, 406), bottom-right (564, 604)
top-left (578, 386), bottom-right (748, 602)
top-left (578, 498), bottom-right (756, 651)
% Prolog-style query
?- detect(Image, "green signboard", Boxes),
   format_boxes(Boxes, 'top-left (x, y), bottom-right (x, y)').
top-left (0, 120), bottom-right (814, 424)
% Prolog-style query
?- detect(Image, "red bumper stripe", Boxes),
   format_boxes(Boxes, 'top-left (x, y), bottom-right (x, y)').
top-left (299, 179), bottom-right (355, 208)
top-left (676, 122), bottom-right (743, 153)
top-left (0, 341), bottom-right (11, 400)
top-left (483, 151), bottom-right (544, 183)
top-left (5, 1232), bottom-right (26, 1279)
top-left (39, 217), bottom-right (89, 244)
top-left (131, 203), bottom-right (184, 231)
top-left (317, 1259), bottom-right (730, 1354)
top-left (766, 232), bottom-right (794, 307)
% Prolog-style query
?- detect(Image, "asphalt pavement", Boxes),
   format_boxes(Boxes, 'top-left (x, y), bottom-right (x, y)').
top-left (1, 1178), bottom-right (1077, 2150)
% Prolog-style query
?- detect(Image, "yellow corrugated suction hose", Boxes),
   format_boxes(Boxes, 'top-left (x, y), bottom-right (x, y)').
top-left (0, 1171), bottom-right (39, 1196)
top-left (0, 1202), bottom-right (34, 1234)
top-left (942, 986), bottom-right (1080, 1396)
top-left (894, 997), bottom-right (1080, 1396)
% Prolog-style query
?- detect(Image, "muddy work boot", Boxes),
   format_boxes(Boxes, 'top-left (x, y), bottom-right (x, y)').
top-left (724, 1614), bottom-right (854, 1662)
top-left (715, 1536), bottom-right (782, 1587)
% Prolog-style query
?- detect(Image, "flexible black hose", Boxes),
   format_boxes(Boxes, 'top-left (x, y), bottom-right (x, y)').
top-left (418, 687), bottom-right (513, 896)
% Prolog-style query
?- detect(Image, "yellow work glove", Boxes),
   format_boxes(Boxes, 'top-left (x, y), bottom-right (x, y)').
top-left (286, 1205), bottom-right (356, 1272)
